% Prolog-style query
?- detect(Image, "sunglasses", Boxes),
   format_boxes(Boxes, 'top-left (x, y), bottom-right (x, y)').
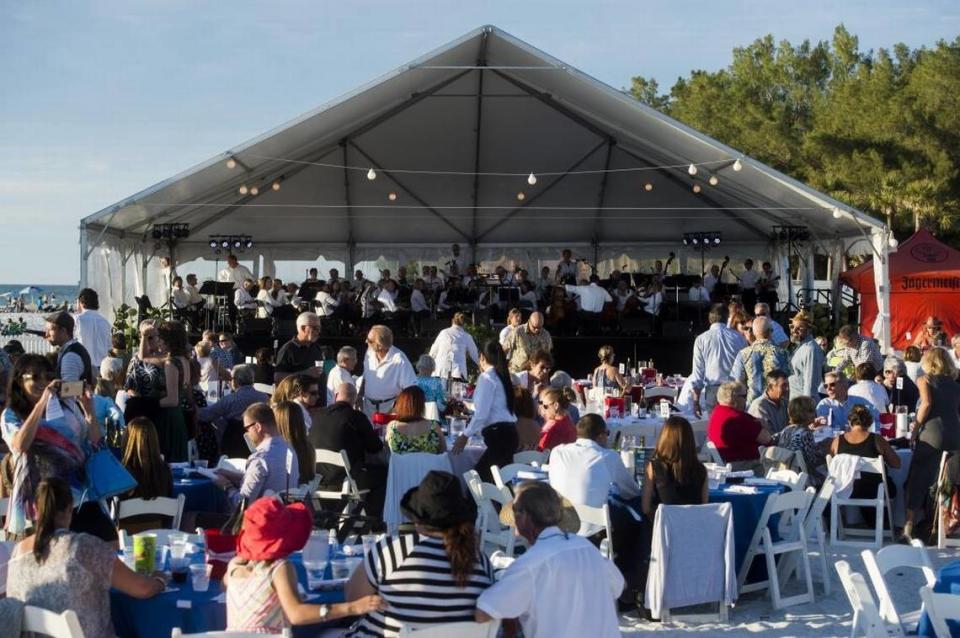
top-left (305, 390), bottom-right (320, 397)
top-left (22, 373), bottom-right (49, 382)
top-left (538, 401), bottom-right (554, 408)
top-left (242, 421), bottom-right (257, 431)
top-left (825, 383), bottom-right (837, 388)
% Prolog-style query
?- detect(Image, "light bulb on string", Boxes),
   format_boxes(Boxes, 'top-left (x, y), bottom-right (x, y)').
top-left (889, 237), bottom-right (899, 249)
top-left (692, 184), bottom-right (701, 193)
top-left (832, 207), bottom-right (842, 219)
top-left (366, 168), bottom-right (377, 181)
top-left (272, 181), bottom-right (280, 191)
top-left (388, 192), bottom-right (398, 201)
top-left (708, 175), bottom-right (719, 186)
top-left (516, 192), bottom-right (526, 201)
top-left (226, 158), bottom-right (236, 169)
top-left (238, 184), bottom-right (248, 195)
top-left (733, 159), bottom-right (743, 172)
top-left (687, 164), bottom-right (698, 176)
top-left (644, 183), bottom-right (653, 192)
top-left (250, 186), bottom-right (259, 196)
top-left (527, 172), bottom-right (537, 186)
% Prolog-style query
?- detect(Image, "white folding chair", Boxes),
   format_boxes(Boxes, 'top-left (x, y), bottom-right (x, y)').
top-left (835, 561), bottom-right (892, 638)
top-left (313, 448), bottom-right (368, 518)
top-left (862, 539), bottom-right (937, 635)
top-left (173, 629), bottom-right (292, 638)
top-left (761, 445), bottom-right (810, 478)
top-left (216, 456), bottom-right (247, 473)
top-left (737, 489), bottom-right (816, 609)
top-left (490, 463), bottom-right (537, 494)
top-left (700, 440), bottom-right (725, 465)
top-left (766, 468), bottom-right (809, 492)
top-left (920, 586), bottom-right (960, 638)
top-left (513, 450), bottom-right (549, 465)
top-left (423, 401), bottom-right (440, 422)
top-left (571, 501), bottom-right (614, 560)
top-left (805, 477), bottom-right (835, 595)
top-left (384, 452), bottom-right (453, 533)
top-left (464, 470), bottom-right (519, 556)
top-left (115, 495), bottom-right (185, 531)
top-left (21, 605), bottom-right (85, 638)
top-left (397, 620), bottom-right (500, 637)
top-left (829, 455), bottom-right (895, 548)
top-left (936, 452), bottom-right (960, 549)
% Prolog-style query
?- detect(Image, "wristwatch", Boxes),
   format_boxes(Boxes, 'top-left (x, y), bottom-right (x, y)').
top-left (319, 604), bottom-right (330, 620)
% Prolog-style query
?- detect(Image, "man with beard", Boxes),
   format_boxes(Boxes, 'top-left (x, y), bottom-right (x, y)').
top-left (788, 310), bottom-right (825, 399)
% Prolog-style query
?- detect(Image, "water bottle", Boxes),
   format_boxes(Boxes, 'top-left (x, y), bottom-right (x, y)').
top-left (327, 528), bottom-right (338, 561)
top-left (633, 436), bottom-right (647, 488)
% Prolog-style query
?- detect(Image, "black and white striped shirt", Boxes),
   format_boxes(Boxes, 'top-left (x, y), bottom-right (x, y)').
top-left (345, 531), bottom-right (494, 637)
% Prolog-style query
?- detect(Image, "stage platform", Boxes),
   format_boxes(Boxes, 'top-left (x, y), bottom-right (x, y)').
top-left (234, 334), bottom-right (696, 380)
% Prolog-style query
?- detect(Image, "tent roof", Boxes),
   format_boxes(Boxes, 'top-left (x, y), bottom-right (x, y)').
top-left (82, 25), bottom-right (884, 250)
top-left (841, 229), bottom-right (960, 292)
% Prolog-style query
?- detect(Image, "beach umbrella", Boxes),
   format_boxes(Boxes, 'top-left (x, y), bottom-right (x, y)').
top-left (18, 286), bottom-right (41, 296)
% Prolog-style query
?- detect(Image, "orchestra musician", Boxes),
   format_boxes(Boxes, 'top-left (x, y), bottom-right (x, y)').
top-left (234, 278), bottom-right (257, 320)
top-left (757, 261), bottom-right (781, 306)
top-left (703, 264), bottom-right (722, 296)
top-left (218, 254), bottom-right (254, 289)
top-left (556, 249), bottom-right (578, 284)
top-left (737, 258), bottom-right (759, 310)
top-left (687, 276), bottom-right (711, 305)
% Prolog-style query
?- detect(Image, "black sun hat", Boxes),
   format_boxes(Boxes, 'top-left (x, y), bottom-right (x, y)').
top-left (400, 470), bottom-right (477, 529)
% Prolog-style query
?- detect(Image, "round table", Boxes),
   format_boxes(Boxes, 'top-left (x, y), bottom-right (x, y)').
top-left (110, 552), bottom-right (345, 638)
top-left (709, 483), bottom-right (785, 574)
top-left (919, 559), bottom-right (960, 636)
top-left (607, 414), bottom-right (709, 447)
top-left (172, 476), bottom-right (227, 515)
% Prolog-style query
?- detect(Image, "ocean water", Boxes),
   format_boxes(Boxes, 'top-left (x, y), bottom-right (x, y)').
top-left (0, 284), bottom-right (78, 301)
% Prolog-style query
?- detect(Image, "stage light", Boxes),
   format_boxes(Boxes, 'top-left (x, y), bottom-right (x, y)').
top-left (517, 192), bottom-right (525, 201)
top-left (151, 227), bottom-right (162, 240)
top-left (714, 235), bottom-right (721, 245)
top-left (239, 184), bottom-right (248, 195)
top-left (692, 237), bottom-right (699, 245)
top-left (688, 164), bottom-right (697, 176)
top-left (250, 186), bottom-right (259, 196)
top-left (733, 159), bottom-right (742, 172)
top-left (709, 175), bottom-right (719, 186)
top-left (233, 238), bottom-right (242, 249)
top-left (226, 158), bottom-right (236, 169)
top-left (527, 172), bottom-right (537, 186)
top-left (245, 238), bottom-right (253, 249)
top-left (682, 237), bottom-right (689, 246)
top-left (220, 239), bottom-right (230, 249)
top-left (209, 239), bottom-right (218, 249)
top-left (367, 168), bottom-right (377, 181)
top-left (692, 184), bottom-right (701, 193)
top-left (388, 192), bottom-right (398, 201)
top-left (644, 183), bottom-right (653, 192)
top-left (272, 180), bottom-right (280, 191)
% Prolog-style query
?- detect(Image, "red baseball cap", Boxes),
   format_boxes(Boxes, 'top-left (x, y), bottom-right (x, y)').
top-left (237, 497), bottom-right (312, 561)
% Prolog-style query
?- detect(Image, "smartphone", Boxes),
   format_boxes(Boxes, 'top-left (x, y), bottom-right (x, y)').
top-left (60, 381), bottom-right (84, 398)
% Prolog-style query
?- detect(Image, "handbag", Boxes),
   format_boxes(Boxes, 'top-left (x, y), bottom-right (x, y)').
top-left (82, 448), bottom-right (138, 502)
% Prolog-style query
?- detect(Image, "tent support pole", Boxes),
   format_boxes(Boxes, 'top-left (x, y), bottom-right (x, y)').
top-left (470, 31), bottom-right (489, 245)
top-left (348, 141), bottom-right (471, 242)
top-left (476, 140), bottom-right (607, 242)
top-left (79, 223), bottom-right (89, 289)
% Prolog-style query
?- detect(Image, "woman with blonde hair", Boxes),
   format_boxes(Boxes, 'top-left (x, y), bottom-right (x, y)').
top-left (536, 387), bottom-right (575, 451)
top-left (592, 345), bottom-right (626, 394)
top-left (273, 401), bottom-right (315, 483)
top-left (903, 347), bottom-right (960, 539)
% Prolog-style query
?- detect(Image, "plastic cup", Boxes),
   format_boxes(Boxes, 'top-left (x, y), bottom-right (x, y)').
top-left (194, 459), bottom-right (208, 469)
top-left (331, 558), bottom-right (351, 580)
top-left (121, 550), bottom-right (136, 571)
top-left (133, 533), bottom-right (157, 574)
top-left (189, 563), bottom-right (211, 592)
top-left (304, 560), bottom-right (329, 590)
top-left (361, 534), bottom-right (378, 556)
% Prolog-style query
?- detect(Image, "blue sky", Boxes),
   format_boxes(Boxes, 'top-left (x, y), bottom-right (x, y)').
top-left (2, 1), bottom-right (958, 284)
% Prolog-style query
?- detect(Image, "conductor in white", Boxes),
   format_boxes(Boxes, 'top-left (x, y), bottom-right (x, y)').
top-left (360, 325), bottom-right (416, 416)
top-left (217, 254), bottom-right (255, 289)
top-left (428, 312), bottom-right (479, 380)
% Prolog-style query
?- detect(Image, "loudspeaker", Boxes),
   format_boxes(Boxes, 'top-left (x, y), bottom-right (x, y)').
top-left (662, 320), bottom-right (693, 337)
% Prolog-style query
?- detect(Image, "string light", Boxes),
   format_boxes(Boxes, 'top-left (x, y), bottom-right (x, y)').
top-left (238, 184), bottom-right (248, 195)
top-left (708, 175), bottom-right (719, 186)
top-left (527, 172), bottom-right (537, 186)
top-left (889, 237), bottom-right (899, 249)
top-left (687, 164), bottom-right (698, 176)
top-left (832, 207), bottom-right (843, 219)
top-left (226, 158), bottom-right (236, 169)
top-left (733, 159), bottom-right (743, 172)
top-left (692, 184), bottom-right (701, 193)
top-left (272, 181), bottom-right (280, 191)
top-left (250, 186), bottom-right (259, 196)
top-left (366, 168), bottom-right (377, 181)
top-left (516, 192), bottom-right (526, 201)
top-left (388, 192), bottom-right (398, 201)
top-left (644, 183), bottom-right (653, 192)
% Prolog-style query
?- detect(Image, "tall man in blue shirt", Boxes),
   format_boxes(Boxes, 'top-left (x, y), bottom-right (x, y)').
top-left (689, 304), bottom-right (749, 417)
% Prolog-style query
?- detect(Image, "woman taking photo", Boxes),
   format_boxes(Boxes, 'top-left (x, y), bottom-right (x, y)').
top-left (1, 354), bottom-right (114, 541)
top-left (386, 386), bottom-right (447, 455)
top-left (592, 345), bottom-right (627, 395)
top-left (904, 348), bottom-right (960, 540)
top-left (344, 471), bottom-right (493, 636)
top-left (452, 340), bottom-right (516, 483)
top-left (224, 497), bottom-right (383, 633)
top-left (7, 478), bottom-right (167, 638)
top-left (536, 387), bottom-right (576, 451)
top-left (273, 400), bottom-right (316, 484)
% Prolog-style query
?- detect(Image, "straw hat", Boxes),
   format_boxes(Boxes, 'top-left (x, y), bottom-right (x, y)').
top-left (499, 492), bottom-right (581, 534)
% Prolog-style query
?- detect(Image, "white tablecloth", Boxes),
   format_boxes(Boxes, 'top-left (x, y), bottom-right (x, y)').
top-left (606, 415), bottom-right (709, 447)
top-left (890, 448), bottom-right (912, 528)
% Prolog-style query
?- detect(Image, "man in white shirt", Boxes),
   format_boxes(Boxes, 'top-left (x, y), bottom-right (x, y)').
top-left (171, 277), bottom-right (191, 310)
top-left (73, 288), bottom-right (112, 371)
top-left (476, 481), bottom-right (624, 638)
top-left (360, 325), bottom-right (417, 416)
top-left (555, 249), bottom-right (578, 284)
top-left (638, 283), bottom-right (663, 316)
top-left (703, 264), bottom-right (722, 295)
top-left (184, 274), bottom-right (204, 306)
top-left (564, 274), bottom-right (612, 314)
top-left (444, 242), bottom-right (465, 274)
top-left (687, 276), bottom-right (710, 304)
top-left (325, 346), bottom-right (357, 405)
top-left (429, 312), bottom-right (479, 380)
top-left (233, 279), bottom-right (257, 315)
top-left (376, 280), bottom-right (399, 313)
top-left (217, 254), bottom-right (254, 290)
top-left (314, 284), bottom-right (340, 317)
top-left (738, 258), bottom-right (759, 309)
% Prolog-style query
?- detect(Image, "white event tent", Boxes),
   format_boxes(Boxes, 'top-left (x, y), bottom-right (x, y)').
top-left (79, 25), bottom-right (894, 350)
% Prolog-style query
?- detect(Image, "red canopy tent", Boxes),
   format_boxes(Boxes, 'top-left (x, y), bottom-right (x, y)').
top-left (841, 229), bottom-right (960, 349)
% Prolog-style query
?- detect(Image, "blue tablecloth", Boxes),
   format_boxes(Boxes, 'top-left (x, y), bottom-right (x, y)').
top-left (172, 476), bottom-right (227, 514)
top-left (110, 552), bottom-right (346, 637)
top-left (918, 559), bottom-right (960, 636)
top-left (709, 483), bottom-right (785, 574)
